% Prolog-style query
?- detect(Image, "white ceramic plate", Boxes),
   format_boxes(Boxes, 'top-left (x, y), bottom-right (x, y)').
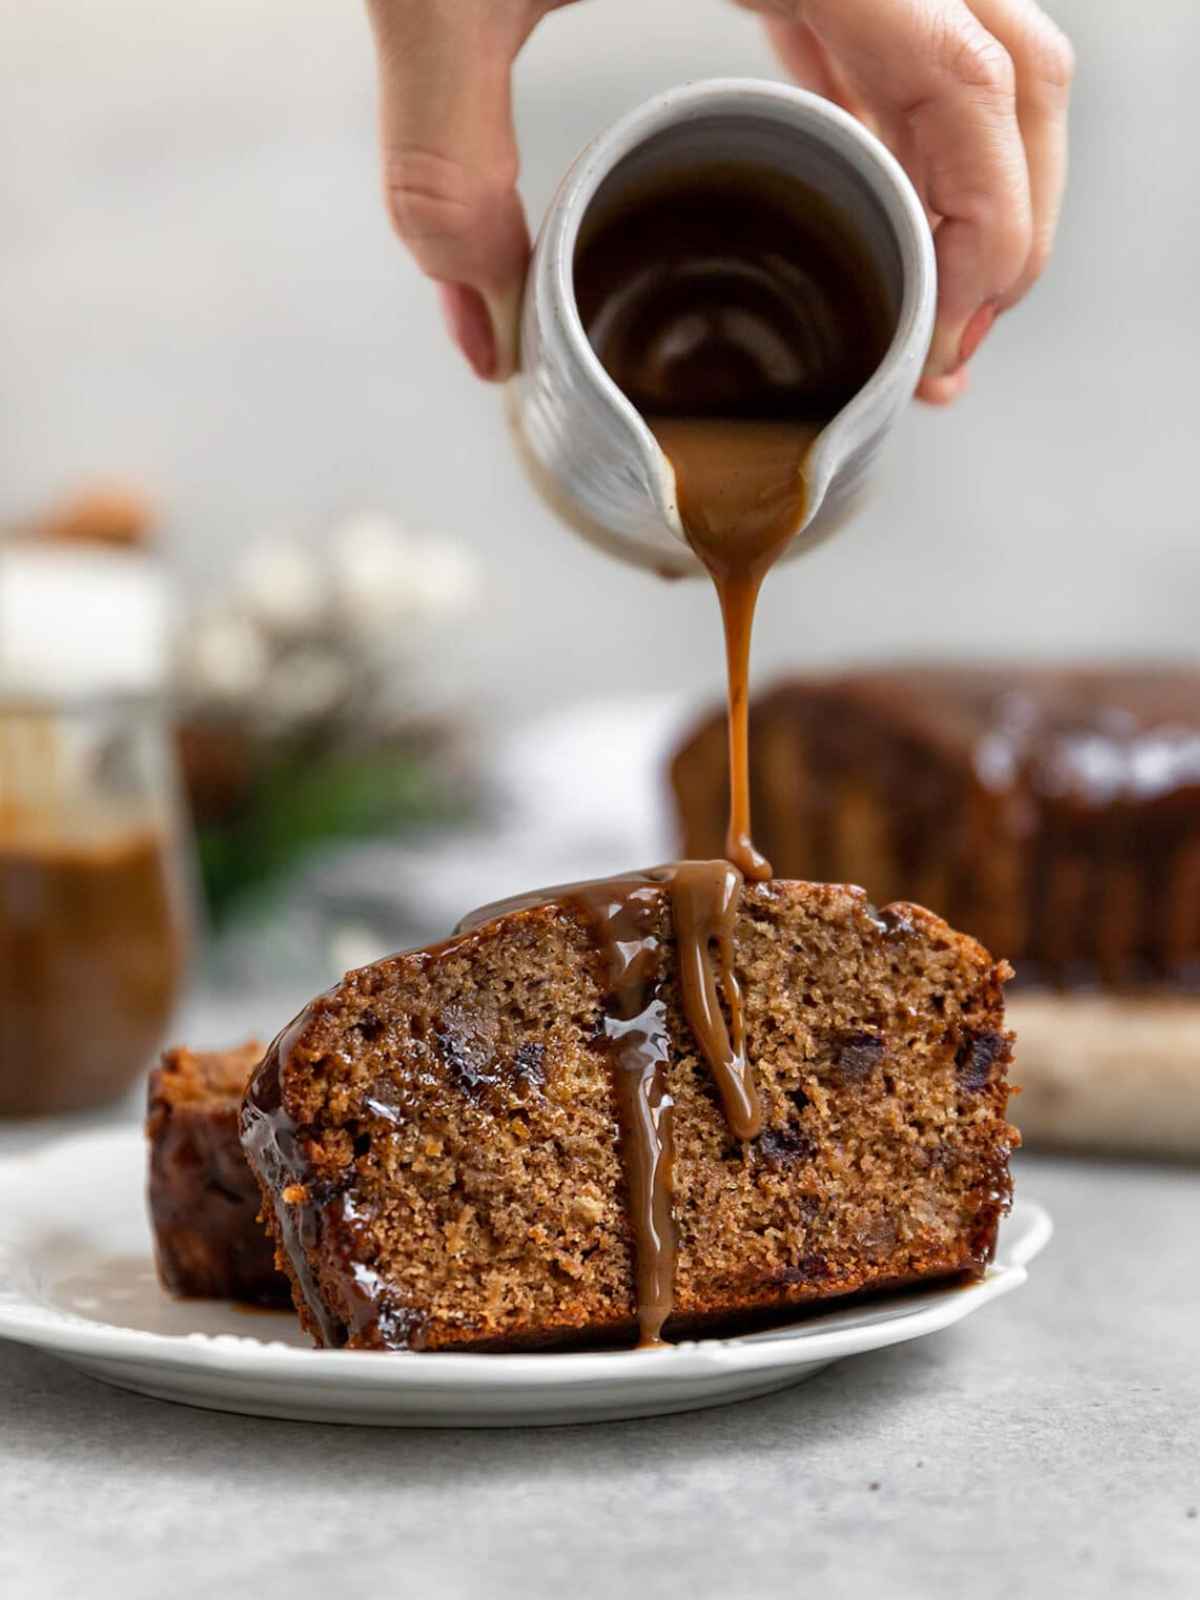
top-left (0, 1128), bottom-right (1050, 1427)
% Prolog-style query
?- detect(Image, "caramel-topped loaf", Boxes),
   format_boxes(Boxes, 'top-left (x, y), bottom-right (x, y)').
top-left (671, 666), bottom-right (1200, 991)
top-left (147, 1042), bottom-right (291, 1307)
top-left (241, 876), bottom-right (1015, 1352)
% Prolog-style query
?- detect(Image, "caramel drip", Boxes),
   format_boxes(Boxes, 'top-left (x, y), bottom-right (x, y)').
top-left (719, 570), bottom-right (771, 881)
top-left (241, 1010), bottom-right (343, 1346)
top-left (463, 861), bottom-right (761, 1345)
top-left (668, 859), bottom-right (760, 1140)
top-left (651, 417), bottom-right (820, 882)
top-left (564, 878), bottom-right (676, 1347)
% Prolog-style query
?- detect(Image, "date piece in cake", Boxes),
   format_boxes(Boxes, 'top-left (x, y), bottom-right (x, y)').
top-left (242, 876), bottom-right (1016, 1352)
top-left (147, 1041), bottom-right (291, 1307)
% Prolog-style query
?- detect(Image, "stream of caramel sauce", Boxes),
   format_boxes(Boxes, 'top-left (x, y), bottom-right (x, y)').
top-left (461, 861), bottom-right (759, 1345)
top-left (569, 164), bottom-right (893, 1341)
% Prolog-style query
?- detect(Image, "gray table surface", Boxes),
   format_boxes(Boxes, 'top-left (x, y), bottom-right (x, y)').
top-left (1, 1081), bottom-right (1197, 1600)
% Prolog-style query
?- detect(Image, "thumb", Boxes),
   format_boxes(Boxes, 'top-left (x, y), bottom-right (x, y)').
top-left (366, 1), bottom-right (540, 380)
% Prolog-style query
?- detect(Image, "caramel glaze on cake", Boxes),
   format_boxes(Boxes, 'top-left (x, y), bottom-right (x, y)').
top-left (672, 665), bottom-right (1200, 992)
top-left (241, 875), bottom-right (1015, 1352)
top-left (147, 1042), bottom-right (291, 1307)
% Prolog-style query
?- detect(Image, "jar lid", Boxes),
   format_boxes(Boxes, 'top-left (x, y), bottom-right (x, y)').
top-left (0, 541), bottom-right (172, 700)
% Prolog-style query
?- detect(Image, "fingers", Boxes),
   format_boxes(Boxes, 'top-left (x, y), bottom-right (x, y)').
top-left (761, 18), bottom-right (841, 102)
top-left (970, 0), bottom-right (1074, 308)
top-left (916, 366), bottom-right (971, 404)
top-left (802, 0), bottom-right (1031, 378)
top-left (366, 1), bottom-right (547, 379)
top-left (761, 16), bottom-right (880, 134)
top-left (767, 1), bottom-right (1072, 391)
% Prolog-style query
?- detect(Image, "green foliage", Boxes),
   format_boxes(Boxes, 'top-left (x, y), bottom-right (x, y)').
top-left (196, 748), bottom-right (468, 926)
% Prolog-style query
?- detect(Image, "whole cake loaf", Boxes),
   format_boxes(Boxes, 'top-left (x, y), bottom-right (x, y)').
top-left (671, 666), bottom-right (1200, 991)
top-left (147, 1041), bottom-right (291, 1307)
top-left (241, 874), bottom-right (1016, 1352)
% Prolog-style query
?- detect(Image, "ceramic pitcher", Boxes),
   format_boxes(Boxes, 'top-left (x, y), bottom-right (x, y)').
top-left (509, 78), bottom-right (937, 577)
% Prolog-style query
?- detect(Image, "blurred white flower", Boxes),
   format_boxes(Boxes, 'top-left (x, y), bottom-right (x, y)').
top-left (329, 510), bottom-right (481, 632)
top-left (406, 535), bottom-right (481, 618)
top-left (180, 612), bottom-right (269, 702)
top-left (329, 922), bottom-right (386, 976)
top-left (235, 538), bottom-right (326, 635)
top-left (177, 507), bottom-right (485, 736)
top-left (260, 648), bottom-right (352, 729)
top-left (329, 510), bottom-right (421, 631)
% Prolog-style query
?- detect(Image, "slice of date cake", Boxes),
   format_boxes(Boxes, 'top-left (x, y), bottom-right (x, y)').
top-left (241, 877), bottom-right (1017, 1351)
top-left (147, 1041), bottom-right (292, 1308)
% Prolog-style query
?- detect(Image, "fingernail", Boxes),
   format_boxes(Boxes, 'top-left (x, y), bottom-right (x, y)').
top-left (958, 301), bottom-right (998, 368)
top-left (437, 283), bottom-right (497, 380)
top-left (916, 367), bottom-right (971, 407)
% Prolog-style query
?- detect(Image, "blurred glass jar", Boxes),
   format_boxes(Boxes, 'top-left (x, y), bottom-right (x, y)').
top-left (0, 535), bottom-right (194, 1114)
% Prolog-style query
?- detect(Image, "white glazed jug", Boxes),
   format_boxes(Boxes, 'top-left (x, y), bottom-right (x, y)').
top-left (509, 78), bottom-right (936, 577)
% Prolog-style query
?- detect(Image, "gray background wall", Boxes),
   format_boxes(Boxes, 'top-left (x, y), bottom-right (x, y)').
top-left (2, 1), bottom-right (1197, 719)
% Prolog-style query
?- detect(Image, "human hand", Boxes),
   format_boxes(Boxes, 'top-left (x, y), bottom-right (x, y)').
top-left (365, 1), bottom-right (1072, 402)
top-left (365, 0), bottom-right (547, 382)
top-left (743, 1), bottom-right (1074, 402)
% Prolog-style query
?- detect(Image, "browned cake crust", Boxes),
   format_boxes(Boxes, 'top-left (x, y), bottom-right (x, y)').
top-left (671, 666), bottom-right (1200, 991)
top-left (241, 881), bottom-right (1016, 1352)
top-left (147, 1041), bottom-right (291, 1307)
